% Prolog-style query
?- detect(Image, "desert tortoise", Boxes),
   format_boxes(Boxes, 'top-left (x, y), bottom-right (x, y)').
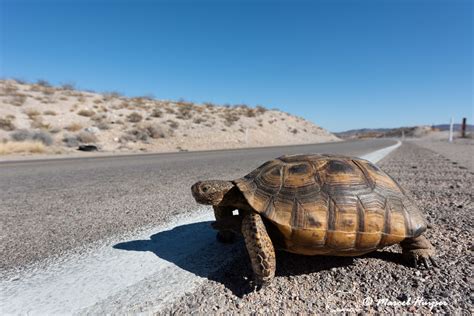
top-left (191, 154), bottom-right (436, 286)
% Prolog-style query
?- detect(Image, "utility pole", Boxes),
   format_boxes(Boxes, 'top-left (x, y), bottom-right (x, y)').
top-left (449, 117), bottom-right (454, 143)
top-left (461, 117), bottom-right (467, 138)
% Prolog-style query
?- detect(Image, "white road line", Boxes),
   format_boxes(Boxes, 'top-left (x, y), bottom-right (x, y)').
top-left (0, 142), bottom-right (402, 315)
top-left (360, 140), bottom-right (401, 164)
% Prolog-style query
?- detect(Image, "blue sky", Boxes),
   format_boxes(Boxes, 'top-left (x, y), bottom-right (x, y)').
top-left (1, 0), bottom-right (472, 132)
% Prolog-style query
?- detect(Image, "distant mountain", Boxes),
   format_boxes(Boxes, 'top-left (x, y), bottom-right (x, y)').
top-left (432, 124), bottom-right (474, 132)
top-left (334, 125), bottom-right (466, 139)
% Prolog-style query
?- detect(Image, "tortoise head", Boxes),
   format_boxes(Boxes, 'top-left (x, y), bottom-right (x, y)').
top-left (191, 180), bottom-right (234, 205)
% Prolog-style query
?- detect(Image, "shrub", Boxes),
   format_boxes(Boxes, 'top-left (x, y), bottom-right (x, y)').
top-left (32, 131), bottom-right (53, 145)
top-left (30, 116), bottom-right (51, 129)
top-left (65, 123), bottom-right (83, 132)
top-left (141, 124), bottom-right (168, 139)
top-left (25, 109), bottom-right (41, 119)
top-left (96, 122), bottom-right (110, 130)
top-left (151, 108), bottom-right (162, 118)
top-left (43, 110), bottom-right (57, 116)
top-left (36, 79), bottom-right (51, 87)
top-left (10, 130), bottom-right (53, 145)
top-left (0, 117), bottom-right (15, 131)
top-left (61, 83), bottom-right (75, 90)
top-left (11, 94), bottom-right (27, 106)
top-left (0, 141), bottom-right (46, 155)
top-left (11, 129), bottom-right (32, 141)
top-left (77, 131), bottom-right (97, 143)
top-left (167, 120), bottom-right (179, 129)
top-left (255, 105), bottom-right (267, 114)
top-left (62, 135), bottom-right (79, 147)
top-left (127, 112), bottom-right (143, 123)
top-left (77, 109), bottom-right (95, 117)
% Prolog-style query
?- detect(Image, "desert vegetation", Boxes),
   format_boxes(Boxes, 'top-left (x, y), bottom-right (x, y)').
top-left (0, 79), bottom-right (339, 155)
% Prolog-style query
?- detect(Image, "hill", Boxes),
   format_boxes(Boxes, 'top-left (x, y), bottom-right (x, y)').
top-left (0, 79), bottom-right (339, 155)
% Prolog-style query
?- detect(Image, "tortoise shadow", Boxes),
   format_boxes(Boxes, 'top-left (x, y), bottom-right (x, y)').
top-left (113, 221), bottom-right (407, 297)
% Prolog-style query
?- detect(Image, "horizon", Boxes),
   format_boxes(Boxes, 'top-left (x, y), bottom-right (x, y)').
top-left (1, 0), bottom-right (472, 132)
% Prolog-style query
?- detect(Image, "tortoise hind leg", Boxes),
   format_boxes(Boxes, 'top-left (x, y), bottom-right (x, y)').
top-left (400, 235), bottom-right (437, 269)
top-left (242, 212), bottom-right (276, 287)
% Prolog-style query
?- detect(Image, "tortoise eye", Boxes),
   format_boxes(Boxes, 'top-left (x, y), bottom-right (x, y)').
top-left (202, 185), bottom-right (210, 193)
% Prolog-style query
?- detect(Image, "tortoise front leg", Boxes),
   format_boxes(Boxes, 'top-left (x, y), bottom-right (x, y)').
top-left (213, 206), bottom-right (236, 243)
top-left (400, 235), bottom-right (437, 269)
top-left (242, 212), bottom-right (276, 287)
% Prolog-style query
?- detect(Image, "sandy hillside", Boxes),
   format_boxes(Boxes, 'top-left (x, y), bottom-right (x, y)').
top-left (0, 79), bottom-right (339, 155)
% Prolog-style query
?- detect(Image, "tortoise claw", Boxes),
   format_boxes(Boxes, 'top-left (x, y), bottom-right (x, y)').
top-left (421, 257), bottom-right (430, 269)
top-left (429, 257), bottom-right (438, 268)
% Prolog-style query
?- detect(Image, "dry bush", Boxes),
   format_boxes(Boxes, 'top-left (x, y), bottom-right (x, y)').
top-left (65, 123), bottom-right (83, 132)
top-left (93, 99), bottom-right (103, 104)
top-left (1, 82), bottom-right (19, 95)
top-left (96, 122), bottom-right (110, 130)
top-left (167, 120), bottom-right (179, 129)
top-left (165, 107), bottom-right (175, 114)
top-left (222, 110), bottom-right (240, 126)
top-left (176, 103), bottom-right (194, 120)
top-left (62, 135), bottom-right (79, 147)
top-left (61, 83), bottom-right (75, 90)
top-left (10, 94), bottom-right (27, 106)
top-left (43, 110), bottom-right (57, 116)
top-left (77, 131), bottom-right (97, 143)
top-left (0, 141), bottom-right (46, 155)
top-left (193, 117), bottom-right (205, 124)
top-left (36, 79), bottom-right (51, 87)
top-left (91, 113), bottom-right (106, 123)
top-left (151, 108), bottom-right (162, 118)
top-left (15, 130), bottom-right (54, 145)
top-left (30, 116), bottom-right (51, 129)
top-left (25, 108), bottom-right (41, 119)
top-left (244, 108), bottom-right (256, 117)
top-left (0, 117), bottom-right (15, 131)
top-left (255, 105), bottom-right (267, 114)
top-left (127, 112), bottom-right (143, 123)
top-left (59, 96), bottom-right (68, 101)
top-left (77, 109), bottom-right (95, 117)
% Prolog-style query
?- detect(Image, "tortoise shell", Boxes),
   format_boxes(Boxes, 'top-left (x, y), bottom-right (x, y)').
top-left (234, 154), bottom-right (427, 256)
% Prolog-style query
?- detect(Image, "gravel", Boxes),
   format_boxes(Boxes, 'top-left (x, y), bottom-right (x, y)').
top-left (161, 142), bottom-right (473, 314)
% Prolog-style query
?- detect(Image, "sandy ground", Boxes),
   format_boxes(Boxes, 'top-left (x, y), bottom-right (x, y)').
top-left (0, 80), bottom-right (339, 156)
top-left (161, 141), bottom-right (472, 314)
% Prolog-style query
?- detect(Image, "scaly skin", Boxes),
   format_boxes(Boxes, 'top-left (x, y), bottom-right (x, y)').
top-left (241, 213), bottom-right (276, 286)
top-left (400, 235), bottom-right (437, 269)
top-left (213, 206), bottom-right (236, 243)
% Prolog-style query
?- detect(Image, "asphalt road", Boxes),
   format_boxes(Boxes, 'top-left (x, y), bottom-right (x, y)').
top-left (0, 139), bottom-right (396, 273)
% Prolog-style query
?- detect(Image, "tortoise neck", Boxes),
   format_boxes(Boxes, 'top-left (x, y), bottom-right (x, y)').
top-left (218, 186), bottom-right (250, 210)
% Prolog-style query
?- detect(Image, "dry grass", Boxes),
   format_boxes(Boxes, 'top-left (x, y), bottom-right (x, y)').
top-left (0, 141), bottom-right (46, 155)
top-left (65, 122), bottom-right (83, 132)
top-left (43, 110), bottom-right (57, 116)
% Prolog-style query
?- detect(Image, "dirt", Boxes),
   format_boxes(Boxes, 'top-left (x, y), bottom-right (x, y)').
top-left (160, 142), bottom-right (473, 314)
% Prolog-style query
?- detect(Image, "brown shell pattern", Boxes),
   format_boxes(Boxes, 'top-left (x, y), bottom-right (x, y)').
top-left (234, 154), bottom-right (427, 256)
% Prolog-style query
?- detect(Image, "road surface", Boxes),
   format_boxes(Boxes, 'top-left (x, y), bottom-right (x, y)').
top-left (0, 139), bottom-right (399, 314)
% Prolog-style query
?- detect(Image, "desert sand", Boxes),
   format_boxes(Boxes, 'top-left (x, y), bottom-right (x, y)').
top-left (0, 79), bottom-right (340, 156)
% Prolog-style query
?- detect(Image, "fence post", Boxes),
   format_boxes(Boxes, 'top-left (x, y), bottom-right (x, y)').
top-left (461, 117), bottom-right (467, 138)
